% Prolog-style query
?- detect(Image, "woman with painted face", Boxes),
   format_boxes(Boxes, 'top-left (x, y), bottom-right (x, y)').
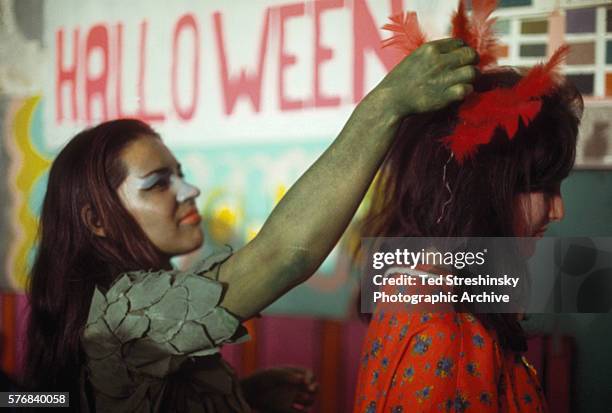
top-left (22, 37), bottom-right (477, 412)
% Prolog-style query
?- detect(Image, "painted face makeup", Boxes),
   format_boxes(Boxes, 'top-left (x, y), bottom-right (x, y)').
top-left (134, 171), bottom-right (200, 203)
top-left (117, 135), bottom-right (204, 257)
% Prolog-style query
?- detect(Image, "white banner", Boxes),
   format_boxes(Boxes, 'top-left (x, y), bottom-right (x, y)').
top-left (43, 0), bottom-right (458, 149)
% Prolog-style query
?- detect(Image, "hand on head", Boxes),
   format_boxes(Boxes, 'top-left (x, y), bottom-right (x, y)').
top-left (375, 38), bottom-right (478, 116)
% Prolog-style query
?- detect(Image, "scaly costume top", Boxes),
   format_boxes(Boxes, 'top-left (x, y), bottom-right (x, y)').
top-left (354, 311), bottom-right (547, 413)
top-left (80, 251), bottom-right (251, 413)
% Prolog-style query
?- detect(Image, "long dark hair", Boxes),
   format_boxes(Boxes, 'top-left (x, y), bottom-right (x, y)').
top-left (23, 119), bottom-right (168, 397)
top-left (360, 69), bottom-right (582, 351)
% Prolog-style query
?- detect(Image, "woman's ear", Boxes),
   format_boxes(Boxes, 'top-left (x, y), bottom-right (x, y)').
top-left (81, 204), bottom-right (106, 237)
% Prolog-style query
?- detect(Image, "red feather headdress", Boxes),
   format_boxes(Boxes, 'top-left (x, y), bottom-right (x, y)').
top-left (382, 0), bottom-right (568, 163)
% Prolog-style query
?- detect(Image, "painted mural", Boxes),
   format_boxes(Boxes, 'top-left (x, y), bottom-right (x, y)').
top-left (2, 95), bottom-right (365, 316)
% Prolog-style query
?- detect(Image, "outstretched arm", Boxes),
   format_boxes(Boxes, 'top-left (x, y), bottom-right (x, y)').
top-left (218, 38), bottom-right (478, 319)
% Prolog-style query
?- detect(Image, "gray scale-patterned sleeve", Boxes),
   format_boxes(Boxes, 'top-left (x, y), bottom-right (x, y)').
top-left (82, 251), bottom-right (248, 378)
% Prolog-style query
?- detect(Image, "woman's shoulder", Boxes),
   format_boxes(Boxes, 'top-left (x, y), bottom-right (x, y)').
top-left (81, 248), bottom-right (247, 374)
top-left (94, 247), bottom-right (234, 317)
top-left (371, 311), bottom-right (493, 336)
top-left (367, 311), bottom-right (501, 364)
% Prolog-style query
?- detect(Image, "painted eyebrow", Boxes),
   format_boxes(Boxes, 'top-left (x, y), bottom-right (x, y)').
top-left (139, 163), bottom-right (182, 179)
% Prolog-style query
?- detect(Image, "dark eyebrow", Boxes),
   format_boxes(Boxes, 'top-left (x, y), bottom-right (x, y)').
top-left (140, 162), bottom-right (182, 178)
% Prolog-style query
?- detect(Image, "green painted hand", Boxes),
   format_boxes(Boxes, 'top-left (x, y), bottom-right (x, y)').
top-left (374, 38), bottom-right (478, 116)
top-left (218, 41), bottom-right (478, 320)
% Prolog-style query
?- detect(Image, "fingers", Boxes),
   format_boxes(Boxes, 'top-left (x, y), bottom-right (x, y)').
top-left (433, 43), bottom-right (477, 102)
top-left (444, 83), bottom-right (474, 102)
top-left (424, 37), bottom-right (465, 54)
top-left (291, 368), bottom-right (317, 411)
top-left (441, 46), bottom-right (479, 69)
top-left (307, 380), bottom-right (318, 393)
top-left (443, 65), bottom-right (478, 89)
top-left (291, 390), bottom-right (316, 413)
top-left (302, 369), bottom-right (314, 385)
top-left (291, 402), bottom-right (308, 412)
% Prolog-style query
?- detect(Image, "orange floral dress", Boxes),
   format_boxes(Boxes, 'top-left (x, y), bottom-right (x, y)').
top-left (354, 312), bottom-right (546, 413)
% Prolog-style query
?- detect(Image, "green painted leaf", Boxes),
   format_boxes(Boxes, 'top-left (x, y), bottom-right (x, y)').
top-left (125, 272), bottom-right (171, 311)
top-left (104, 295), bottom-right (129, 332)
top-left (106, 275), bottom-right (133, 304)
top-left (82, 317), bottom-right (120, 360)
top-left (115, 314), bottom-right (150, 343)
top-left (86, 288), bottom-right (108, 326)
top-left (169, 321), bottom-right (212, 354)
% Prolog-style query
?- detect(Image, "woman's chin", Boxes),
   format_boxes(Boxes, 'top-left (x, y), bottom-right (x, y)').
top-left (167, 231), bottom-right (205, 257)
top-left (187, 233), bottom-right (205, 254)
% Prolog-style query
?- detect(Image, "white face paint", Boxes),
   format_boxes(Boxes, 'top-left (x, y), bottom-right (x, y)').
top-left (134, 171), bottom-right (200, 203)
top-left (117, 136), bottom-right (204, 257)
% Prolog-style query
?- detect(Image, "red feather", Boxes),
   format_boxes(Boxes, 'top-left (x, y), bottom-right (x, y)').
top-left (515, 45), bottom-right (569, 99)
top-left (381, 12), bottom-right (427, 55)
top-left (380, 3), bottom-right (569, 164)
top-left (469, 0), bottom-right (499, 67)
top-left (443, 45), bottom-right (568, 163)
top-left (451, 0), bottom-right (499, 68)
top-left (451, 1), bottom-right (473, 47)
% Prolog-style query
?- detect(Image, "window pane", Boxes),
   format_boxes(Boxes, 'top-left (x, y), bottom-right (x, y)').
top-left (520, 44), bottom-right (547, 57)
top-left (566, 74), bottom-right (594, 95)
top-left (521, 19), bottom-right (548, 34)
top-left (607, 41), bottom-right (612, 64)
top-left (566, 7), bottom-right (596, 33)
top-left (495, 19), bottom-right (511, 35)
top-left (606, 73), bottom-right (612, 97)
top-left (499, 0), bottom-right (532, 6)
top-left (567, 42), bottom-right (596, 65)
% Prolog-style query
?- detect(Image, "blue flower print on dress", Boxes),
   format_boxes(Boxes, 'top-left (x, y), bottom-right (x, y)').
top-left (403, 366), bottom-right (415, 383)
top-left (399, 325), bottom-right (409, 341)
top-left (381, 357), bottom-right (390, 370)
top-left (479, 391), bottom-right (492, 406)
top-left (371, 370), bottom-right (379, 385)
top-left (371, 338), bottom-right (382, 358)
top-left (472, 334), bottom-right (485, 348)
top-left (454, 392), bottom-right (470, 412)
top-left (466, 361), bottom-right (480, 377)
top-left (354, 312), bottom-right (547, 412)
top-left (415, 385), bottom-right (433, 403)
top-left (420, 312), bottom-right (432, 323)
top-left (435, 357), bottom-right (454, 378)
top-left (412, 334), bottom-right (432, 355)
top-left (365, 401), bottom-right (376, 413)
